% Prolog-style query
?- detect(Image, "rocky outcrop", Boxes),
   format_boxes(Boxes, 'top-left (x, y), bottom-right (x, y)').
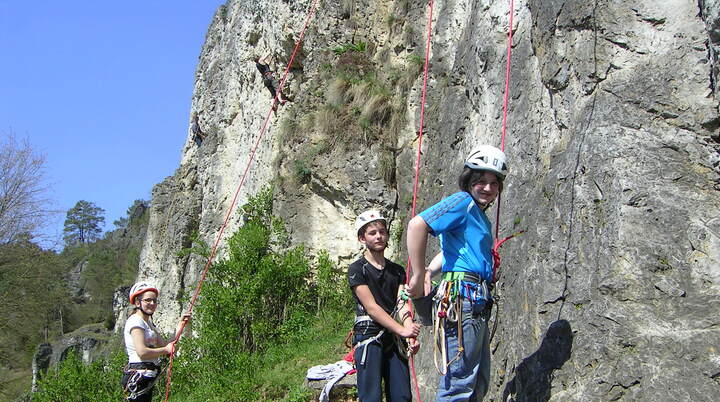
top-left (127, 1), bottom-right (719, 401)
top-left (31, 343), bottom-right (52, 393)
top-left (30, 324), bottom-right (112, 393)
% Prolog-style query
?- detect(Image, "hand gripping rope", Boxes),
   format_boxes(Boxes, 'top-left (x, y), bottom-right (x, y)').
top-left (162, 0), bottom-right (321, 400)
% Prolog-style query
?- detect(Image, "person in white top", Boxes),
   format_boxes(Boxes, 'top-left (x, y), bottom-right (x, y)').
top-left (121, 281), bottom-right (190, 402)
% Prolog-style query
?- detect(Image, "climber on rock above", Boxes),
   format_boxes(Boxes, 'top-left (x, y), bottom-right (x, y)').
top-left (253, 51), bottom-right (290, 112)
top-left (406, 144), bottom-right (508, 402)
top-left (348, 210), bottom-right (420, 402)
top-left (191, 113), bottom-right (207, 146)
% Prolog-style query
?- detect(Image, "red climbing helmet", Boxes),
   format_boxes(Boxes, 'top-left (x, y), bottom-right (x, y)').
top-left (129, 281), bottom-right (159, 304)
top-left (464, 145), bottom-right (508, 179)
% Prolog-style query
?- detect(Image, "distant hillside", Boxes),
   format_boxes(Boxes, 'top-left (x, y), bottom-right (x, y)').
top-left (0, 200), bottom-right (149, 402)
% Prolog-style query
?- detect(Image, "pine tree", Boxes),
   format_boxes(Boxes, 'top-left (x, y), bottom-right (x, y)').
top-left (63, 200), bottom-right (105, 246)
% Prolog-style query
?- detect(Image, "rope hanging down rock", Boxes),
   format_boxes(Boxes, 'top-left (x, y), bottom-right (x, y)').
top-left (404, 0), bottom-right (436, 399)
top-left (492, 0), bottom-right (517, 283)
top-left (162, 0), bottom-right (321, 400)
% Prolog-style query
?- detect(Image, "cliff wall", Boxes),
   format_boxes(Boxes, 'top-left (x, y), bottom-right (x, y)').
top-left (127, 1), bottom-right (720, 401)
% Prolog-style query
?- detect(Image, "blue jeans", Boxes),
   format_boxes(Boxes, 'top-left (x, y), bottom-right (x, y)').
top-left (436, 299), bottom-right (491, 402)
top-left (354, 331), bottom-right (411, 402)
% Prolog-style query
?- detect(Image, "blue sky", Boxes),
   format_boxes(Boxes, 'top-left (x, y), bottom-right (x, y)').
top-left (0, 1), bottom-right (226, 248)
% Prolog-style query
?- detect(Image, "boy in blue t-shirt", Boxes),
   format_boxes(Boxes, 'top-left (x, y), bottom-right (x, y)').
top-left (406, 145), bottom-right (508, 402)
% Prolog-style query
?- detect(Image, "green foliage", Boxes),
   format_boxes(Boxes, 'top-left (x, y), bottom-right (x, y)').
top-left (176, 230), bottom-right (211, 259)
top-left (332, 41), bottom-right (367, 55)
top-left (63, 200), bottom-right (105, 246)
top-left (293, 159), bottom-right (312, 183)
top-left (168, 188), bottom-right (352, 400)
top-left (26, 190), bottom-right (353, 402)
top-left (191, 188), bottom-right (318, 353)
top-left (33, 349), bottom-right (126, 402)
top-left (386, 13), bottom-right (400, 28)
top-left (59, 197), bottom-right (148, 332)
top-left (314, 251), bottom-right (353, 312)
top-left (113, 199), bottom-right (148, 230)
top-left (407, 53), bottom-right (424, 67)
top-left (0, 242), bottom-right (67, 371)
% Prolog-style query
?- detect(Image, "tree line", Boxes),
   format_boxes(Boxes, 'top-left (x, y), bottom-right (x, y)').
top-left (0, 132), bottom-right (149, 400)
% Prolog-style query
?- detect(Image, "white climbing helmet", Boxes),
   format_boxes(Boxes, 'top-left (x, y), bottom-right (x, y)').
top-left (355, 210), bottom-right (387, 235)
top-left (464, 145), bottom-right (508, 179)
top-left (129, 281), bottom-right (159, 304)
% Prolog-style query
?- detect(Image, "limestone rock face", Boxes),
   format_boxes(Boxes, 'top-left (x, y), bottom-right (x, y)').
top-left (128, 1), bottom-right (719, 401)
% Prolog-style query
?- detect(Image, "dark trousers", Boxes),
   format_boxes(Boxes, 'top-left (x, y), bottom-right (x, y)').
top-left (354, 332), bottom-right (411, 402)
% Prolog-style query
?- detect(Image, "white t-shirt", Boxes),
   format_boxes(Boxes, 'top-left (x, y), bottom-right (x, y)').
top-left (124, 314), bottom-right (162, 364)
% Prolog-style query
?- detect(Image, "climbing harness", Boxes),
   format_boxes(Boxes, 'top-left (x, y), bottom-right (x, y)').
top-left (353, 316), bottom-right (386, 366)
top-left (122, 362), bottom-right (160, 400)
top-left (162, 1), bottom-right (321, 400)
top-left (430, 272), bottom-right (491, 375)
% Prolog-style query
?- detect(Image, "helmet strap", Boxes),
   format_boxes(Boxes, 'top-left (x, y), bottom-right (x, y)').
top-left (134, 301), bottom-right (155, 317)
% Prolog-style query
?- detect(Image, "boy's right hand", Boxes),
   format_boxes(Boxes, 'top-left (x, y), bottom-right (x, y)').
top-left (400, 322), bottom-right (420, 339)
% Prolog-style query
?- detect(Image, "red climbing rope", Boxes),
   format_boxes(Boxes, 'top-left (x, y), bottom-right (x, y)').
top-left (492, 0), bottom-right (516, 283)
top-left (162, 0), bottom-right (321, 400)
top-left (404, 0), bottom-right (436, 400)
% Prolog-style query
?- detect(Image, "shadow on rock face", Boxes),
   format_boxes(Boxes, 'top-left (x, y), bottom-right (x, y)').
top-left (502, 320), bottom-right (573, 402)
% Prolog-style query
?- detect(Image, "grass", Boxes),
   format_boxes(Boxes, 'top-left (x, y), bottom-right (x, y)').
top-left (333, 41), bottom-right (367, 56)
top-left (276, 36), bottom-right (424, 187)
top-left (255, 309), bottom-right (353, 401)
top-left (293, 159), bottom-right (312, 183)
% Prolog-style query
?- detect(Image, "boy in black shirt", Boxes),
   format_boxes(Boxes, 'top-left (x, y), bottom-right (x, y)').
top-left (348, 210), bottom-right (420, 402)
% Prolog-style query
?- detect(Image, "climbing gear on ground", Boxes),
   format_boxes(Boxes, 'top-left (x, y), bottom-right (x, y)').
top-left (129, 282), bottom-right (159, 304)
top-left (464, 145), bottom-right (508, 179)
top-left (355, 210), bottom-right (387, 235)
top-left (306, 360), bottom-right (355, 402)
top-left (123, 362), bottom-right (160, 400)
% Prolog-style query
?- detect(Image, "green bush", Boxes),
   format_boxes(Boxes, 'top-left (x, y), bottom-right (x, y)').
top-left (168, 188), bottom-right (352, 400)
top-left (34, 349), bottom-right (126, 402)
top-left (32, 188), bottom-right (354, 402)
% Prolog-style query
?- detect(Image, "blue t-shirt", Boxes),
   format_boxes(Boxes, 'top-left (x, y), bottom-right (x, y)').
top-left (418, 191), bottom-right (493, 281)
